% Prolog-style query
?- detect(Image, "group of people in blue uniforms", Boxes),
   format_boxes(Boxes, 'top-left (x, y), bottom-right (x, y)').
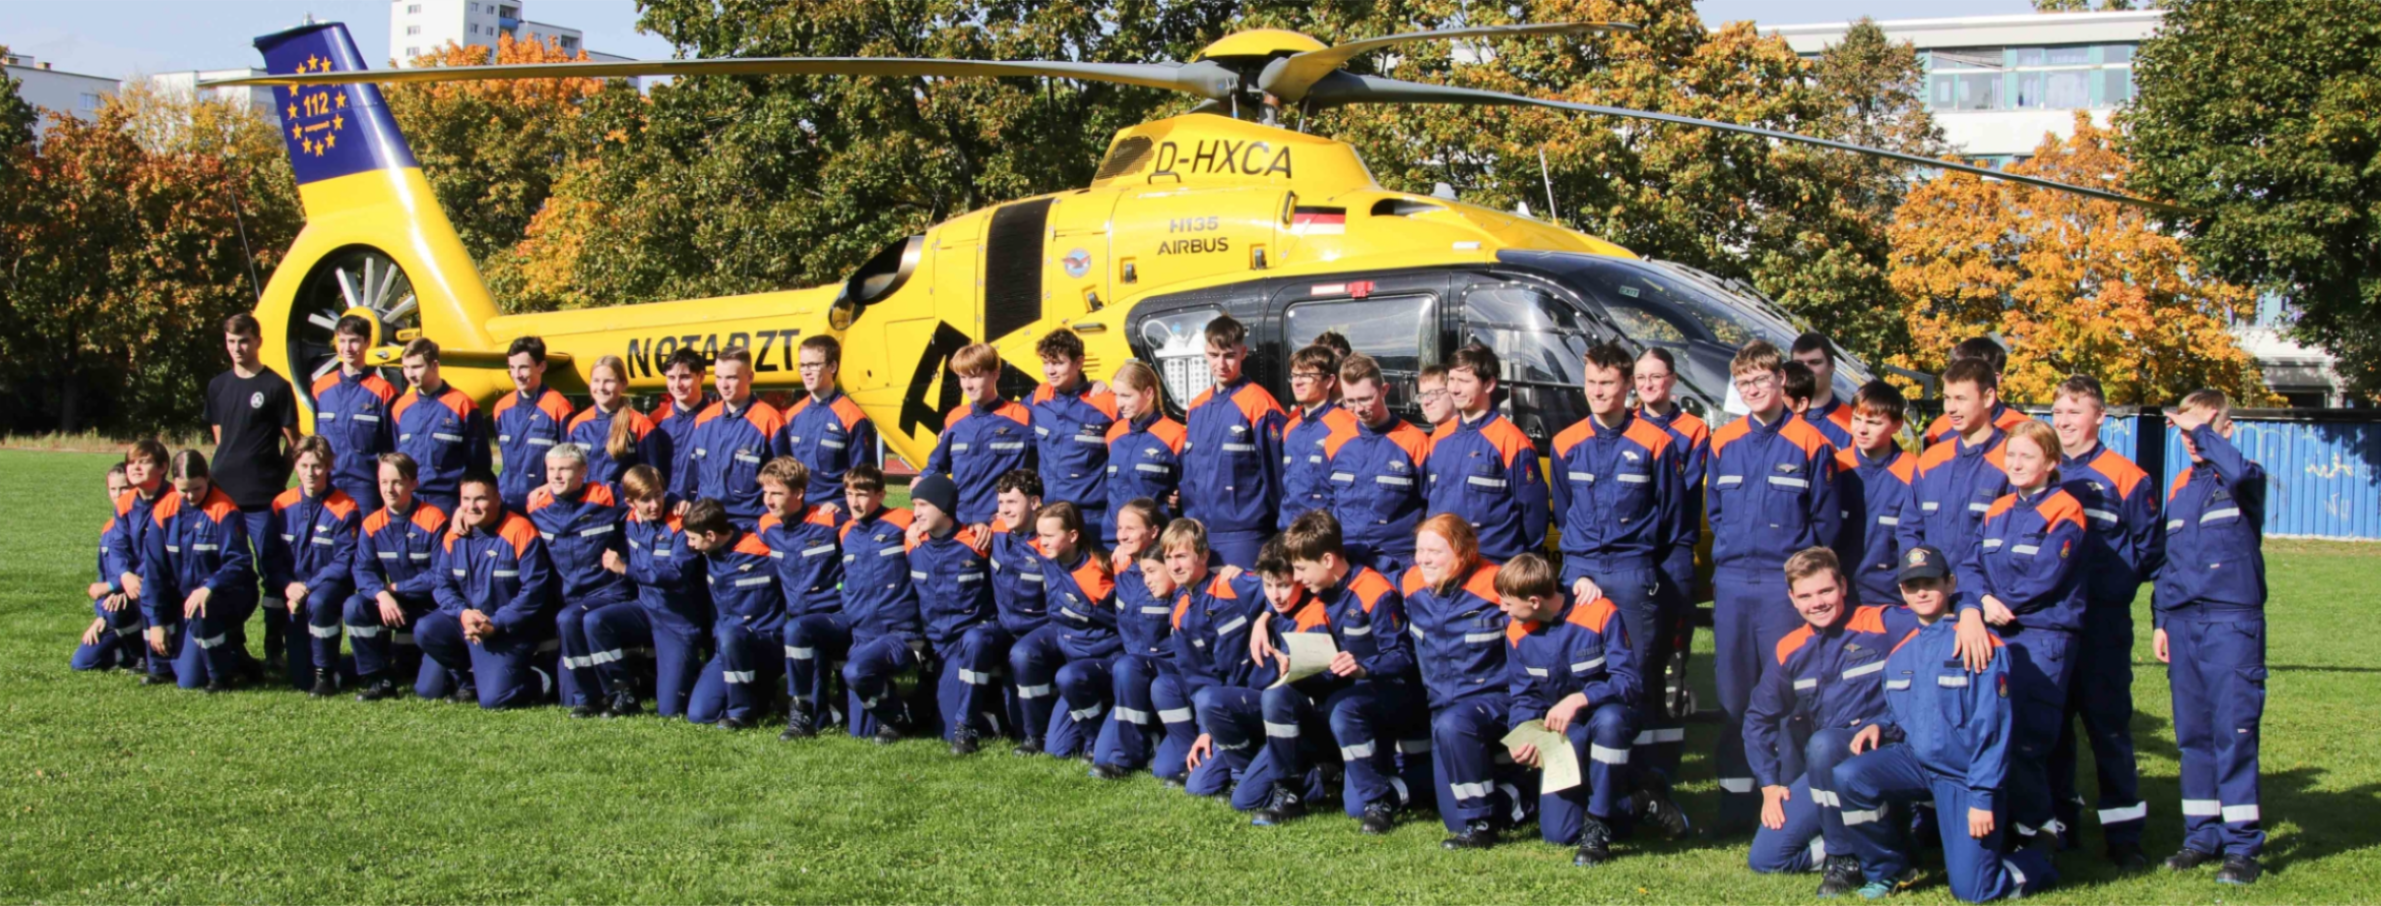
top-left (73, 312), bottom-right (2273, 898)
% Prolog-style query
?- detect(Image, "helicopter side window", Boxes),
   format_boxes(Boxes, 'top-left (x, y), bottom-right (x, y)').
top-left (1284, 294), bottom-right (1438, 415)
top-left (1461, 283), bottom-right (1602, 446)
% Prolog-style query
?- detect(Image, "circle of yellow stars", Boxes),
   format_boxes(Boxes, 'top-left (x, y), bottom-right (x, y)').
top-left (284, 54), bottom-right (350, 157)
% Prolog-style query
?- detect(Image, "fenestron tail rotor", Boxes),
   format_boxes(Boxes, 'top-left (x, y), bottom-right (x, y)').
top-left (204, 21), bottom-right (2185, 211)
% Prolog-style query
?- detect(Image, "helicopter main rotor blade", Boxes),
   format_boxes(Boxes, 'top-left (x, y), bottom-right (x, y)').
top-left (206, 57), bottom-right (1238, 99)
top-left (1303, 74), bottom-right (2190, 213)
top-left (1260, 22), bottom-right (1635, 105)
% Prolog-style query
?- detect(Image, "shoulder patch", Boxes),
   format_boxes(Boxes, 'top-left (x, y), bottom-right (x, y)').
top-left (1463, 564), bottom-right (1502, 604)
top-left (1570, 596), bottom-right (1619, 635)
top-left (1846, 605), bottom-right (1888, 635)
top-left (1775, 624), bottom-right (1815, 666)
top-left (733, 533), bottom-right (774, 558)
top-left (273, 487), bottom-right (304, 511)
top-left (497, 513), bottom-right (541, 555)
top-left (412, 504), bottom-right (450, 534)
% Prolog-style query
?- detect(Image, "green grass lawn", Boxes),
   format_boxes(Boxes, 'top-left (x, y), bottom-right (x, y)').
top-left (2, 448), bottom-right (2376, 904)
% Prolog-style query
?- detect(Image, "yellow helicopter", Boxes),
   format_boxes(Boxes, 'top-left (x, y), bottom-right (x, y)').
top-left (215, 20), bottom-right (2171, 463)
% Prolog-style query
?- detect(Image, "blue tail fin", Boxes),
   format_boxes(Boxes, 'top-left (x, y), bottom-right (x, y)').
top-left (254, 22), bottom-right (417, 186)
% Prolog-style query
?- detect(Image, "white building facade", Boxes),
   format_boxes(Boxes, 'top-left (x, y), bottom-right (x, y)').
top-left (1, 52), bottom-right (119, 133)
top-left (390, 0), bottom-right (628, 65)
top-left (1763, 9), bottom-right (2351, 407)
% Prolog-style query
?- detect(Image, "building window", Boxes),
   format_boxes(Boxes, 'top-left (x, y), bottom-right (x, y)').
top-left (499, 5), bottom-right (518, 17)
top-left (2102, 68), bottom-right (2135, 105)
top-left (406, 25), bottom-right (420, 35)
top-left (406, 46), bottom-right (420, 58)
top-left (468, 23), bottom-right (479, 34)
top-left (406, 3), bottom-right (420, 12)
top-left (78, 93), bottom-right (102, 111)
top-left (2104, 44), bottom-right (2135, 64)
top-left (2045, 45), bottom-right (2091, 66)
top-left (561, 37), bottom-right (578, 50)
top-left (468, 2), bottom-right (478, 11)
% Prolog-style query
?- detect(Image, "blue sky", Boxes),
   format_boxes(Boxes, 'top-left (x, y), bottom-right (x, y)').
top-left (2, 0), bottom-right (2035, 79)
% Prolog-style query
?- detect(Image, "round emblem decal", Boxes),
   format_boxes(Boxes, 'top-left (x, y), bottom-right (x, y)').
top-left (1062, 248), bottom-right (1092, 279)
top-left (250, 391), bottom-right (265, 409)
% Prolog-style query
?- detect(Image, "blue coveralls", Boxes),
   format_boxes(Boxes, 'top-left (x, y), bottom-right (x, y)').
top-left (1216, 593), bottom-right (1335, 811)
top-left (101, 490), bottom-right (165, 677)
top-left (1802, 398), bottom-right (1857, 451)
top-left (1912, 427), bottom-right (2009, 568)
top-left (1182, 378), bottom-right (1287, 568)
top-left (1167, 572), bottom-right (1271, 792)
top-left (1509, 596), bottom-right (1642, 842)
top-left (1100, 413), bottom-right (1185, 545)
top-left (494, 384), bottom-right (575, 512)
top-left (900, 525), bottom-right (999, 742)
top-left (1959, 485), bottom-right (2090, 842)
top-left (1249, 568), bottom-right (1415, 817)
top-left (651, 395), bottom-right (709, 497)
top-left (1044, 550), bottom-right (1123, 757)
top-left (309, 368), bottom-right (397, 510)
top-left (2156, 425), bottom-right (2267, 859)
top-left (1553, 411), bottom-right (1685, 771)
top-left (588, 512), bottom-right (711, 717)
top-left (565, 405), bottom-right (668, 491)
top-left (985, 520), bottom-right (1056, 746)
top-left (1834, 621), bottom-right (2058, 902)
top-left (527, 482), bottom-right (632, 708)
top-left (1425, 411), bottom-right (1549, 564)
top-left (420, 511), bottom-right (555, 709)
top-left (682, 398), bottom-right (789, 529)
top-left (394, 384), bottom-right (492, 514)
top-left (346, 502), bottom-right (448, 695)
top-left (925, 399), bottom-right (1034, 526)
top-left (762, 506), bottom-right (847, 718)
top-left (1030, 382), bottom-right (1118, 530)
top-left (2051, 442), bottom-right (2161, 847)
top-left (1832, 447), bottom-right (1922, 606)
top-left (1706, 411), bottom-right (1841, 819)
top-left (782, 389), bottom-right (878, 508)
top-left (140, 488), bottom-right (260, 689)
top-left (1092, 555), bottom-right (1177, 770)
top-left (1327, 414), bottom-right (1432, 575)
top-left (686, 531), bottom-right (781, 724)
top-left (1280, 401), bottom-right (1358, 530)
top-left (72, 513), bottom-right (146, 671)
top-left (1402, 564), bottom-right (1515, 831)
top-left (264, 486), bottom-right (362, 688)
top-left (832, 507), bottom-right (927, 738)
top-left (1745, 604), bottom-right (1919, 874)
top-left (1636, 403), bottom-right (1709, 771)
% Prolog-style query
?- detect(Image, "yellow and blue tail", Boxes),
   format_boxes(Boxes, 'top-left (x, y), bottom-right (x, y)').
top-left (248, 22), bottom-right (509, 423)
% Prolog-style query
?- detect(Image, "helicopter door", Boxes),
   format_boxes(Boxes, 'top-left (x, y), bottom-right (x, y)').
top-left (1270, 274), bottom-right (1449, 423)
top-left (1109, 188), bottom-right (1285, 302)
top-left (1458, 278), bottom-right (1612, 447)
top-left (1043, 191), bottom-right (1117, 324)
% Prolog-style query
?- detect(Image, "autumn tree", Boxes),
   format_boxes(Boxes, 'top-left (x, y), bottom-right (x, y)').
top-left (0, 49), bottom-right (36, 429)
top-left (383, 33), bottom-right (605, 268)
top-left (1886, 114), bottom-right (2270, 406)
top-left (0, 83), bottom-right (300, 432)
top-left (2126, 0), bottom-right (2381, 399)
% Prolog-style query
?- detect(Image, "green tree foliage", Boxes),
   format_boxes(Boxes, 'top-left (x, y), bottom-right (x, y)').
top-left (383, 33), bottom-right (605, 265)
top-left (492, 0), bottom-right (1937, 371)
top-left (2126, 0), bottom-right (2381, 398)
top-left (0, 84), bottom-right (300, 433)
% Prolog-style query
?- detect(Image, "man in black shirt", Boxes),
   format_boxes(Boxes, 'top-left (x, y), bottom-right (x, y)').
top-left (206, 313), bottom-right (301, 671)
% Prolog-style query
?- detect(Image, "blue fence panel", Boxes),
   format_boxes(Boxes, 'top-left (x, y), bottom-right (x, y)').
top-left (2161, 415), bottom-right (2381, 541)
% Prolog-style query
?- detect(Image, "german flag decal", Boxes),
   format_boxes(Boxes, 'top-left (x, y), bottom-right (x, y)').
top-left (1290, 205), bottom-right (1346, 235)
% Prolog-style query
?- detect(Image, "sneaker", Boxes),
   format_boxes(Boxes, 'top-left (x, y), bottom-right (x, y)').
top-left (1856, 868), bottom-right (1919, 900)
top-left (780, 710), bottom-right (817, 741)
top-left (308, 669), bottom-right (338, 698)
top-left (1012, 738), bottom-right (1045, 757)
top-left (354, 678), bottom-right (398, 702)
top-left (2107, 842), bottom-right (2151, 874)
top-left (1572, 818), bottom-right (1614, 867)
top-left (1817, 855), bottom-right (1863, 897)
top-left (1635, 786), bottom-right (1692, 841)
top-left (1359, 800), bottom-right (1400, 835)
top-left (1250, 784), bottom-right (1304, 827)
top-left (1089, 763), bottom-right (1131, 781)
top-left (2215, 854), bottom-right (2262, 885)
top-left (950, 730), bottom-right (980, 756)
top-left (2164, 847), bottom-right (2220, 872)
top-left (606, 692), bottom-right (641, 719)
top-left (1442, 819), bottom-right (1499, 850)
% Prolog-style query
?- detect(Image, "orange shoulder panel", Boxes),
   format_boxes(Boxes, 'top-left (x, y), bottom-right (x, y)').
top-left (1830, 404), bottom-right (1856, 432)
top-left (733, 533), bottom-right (773, 558)
top-left (803, 505), bottom-right (839, 529)
top-left (439, 388), bottom-right (478, 418)
top-left (1778, 419), bottom-right (1833, 458)
top-left (1505, 618), bottom-right (1536, 647)
top-left (1388, 422), bottom-right (1431, 465)
top-left (1886, 451), bottom-right (1918, 484)
top-left (1888, 627), bottom-right (1922, 655)
top-left (1709, 417), bottom-right (1751, 456)
top-left (1072, 557), bottom-right (1116, 602)
top-left (1398, 566), bottom-right (1428, 596)
top-left (1103, 419), bottom-right (1131, 445)
top-left (362, 375), bottom-right (397, 402)
top-left (538, 390), bottom-right (575, 423)
top-left (1674, 410), bottom-right (1710, 446)
top-left (1995, 407), bottom-right (2030, 431)
top-left (363, 510), bottom-right (392, 534)
top-left (498, 514), bottom-right (541, 556)
top-left (693, 401), bottom-right (728, 427)
top-left (324, 491), bottom-right (360, 520)
top-left (1846, 605), bottom-right (1888, 634)
top-left (1834, 447), bottom-right (1861, 472)
top-left (527, 487), bottom-right (556, 512)
top-left (1290, 596), bottom-right (1332, 632)
top-left (310, 372), bottom-right (341, 398)
top-left (958, 525), bottom-right (993, 556)
top-left (1483, 417), bottom-right (1539, 467)
top-left (567, 408), bottom-right (601, 431)
top-left (151, 491), bottom-right (185, 524)
top-left (1030, 385), bottom-right (1055, 406)
top-left (412, 504), bottom-right (450, 534)
top-left (996, 400), bottom-right (1032, 426)
top-left (1624, 418), bottom-right (1673, 457)
top-left (1188, 387), bottom-right (1216, 411)
top-left (2166, 466), bottom-right (2194, 502)
top-left (1916, 438), bottom-right (1958, 472)
top-left (831, 396), bottom-right (868, 430)
top-left (1088, 389), bottom-right (1119, 420)
top-left (1206, 574), bottom-right (1240, 600)
top-left (757, 513), bottom-right (784, 533)
top-left (114, 490), bottom-right (138, 517)
top-left (746, 400), bottom-right (787, 435)
top-left (1925, 414), bottom-right (1955, 444)
top-left (1984, 493), bottom-right (2019, 522)
top-left (200, 488), bottom-right (242, 522)
top-left (273, 487), bottom-right (304, 512)
top-left (1463, 564), bottom-right (1502, 604)
top-left (1569, 596), bottom-right (1619, 635)
top-left (2039, 490), bottom-right (2087, 532)
top-left (2093, 450), bottom-right (2149, 499)
top-left (1232, 384), bottom-right (1285, 425)
top-left (1171, 589), bottom-right (1196, 630)
top-left (1552, 418), bottom-right (1596, 457)
top-left (391, 392), bottom-right (418, 422)
top-left (1774, 624), bottom-right (1816, 666)
top-left (1151, 418), bottom-right (1188, 452)
top-left (1349, 568), bottom-right (1395, 613)
top-left (493, 392), bottom-right (520, 416)
top-left (1985, 441), bottom-right (2009, 472)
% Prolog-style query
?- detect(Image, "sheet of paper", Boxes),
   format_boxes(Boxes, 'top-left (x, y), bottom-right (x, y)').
top-left (1268, 632), bottom-right (1341, 688)
top-left (1501, 720), bottom-right (1581, 793)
